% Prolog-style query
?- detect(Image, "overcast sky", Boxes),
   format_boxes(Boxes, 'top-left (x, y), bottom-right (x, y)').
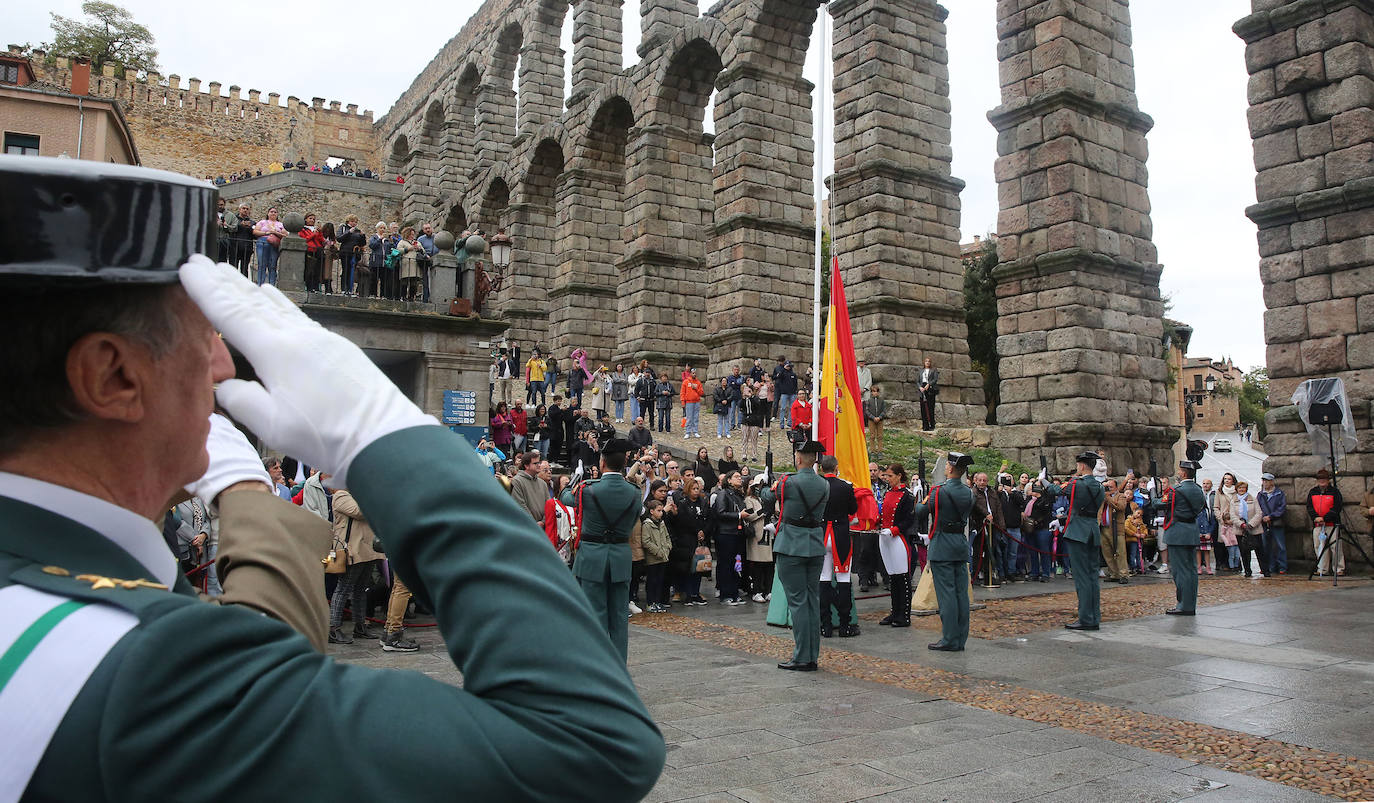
top-left (11, 0), bottom-right (1262, 369)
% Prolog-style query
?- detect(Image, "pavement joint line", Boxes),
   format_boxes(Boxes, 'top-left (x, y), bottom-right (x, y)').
top-left (633, 612), bottom-right (1374, 800)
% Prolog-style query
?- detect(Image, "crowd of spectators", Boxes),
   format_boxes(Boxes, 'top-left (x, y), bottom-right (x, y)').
top-left (214, 198), bottom-right (437, 301)
top-left (209, 159), bottom-right (390, 186)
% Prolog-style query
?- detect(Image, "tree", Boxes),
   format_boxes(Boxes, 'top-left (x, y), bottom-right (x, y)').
top-left (962, 240), bottom-right (999, 423)
top-left (1238, 366), bottom-right (1270, 439)
top-left (46, 2), bottom-right (159, 75)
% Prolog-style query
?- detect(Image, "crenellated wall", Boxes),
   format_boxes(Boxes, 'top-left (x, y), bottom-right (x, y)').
top-left (29, 54), bottom-right (380, 179)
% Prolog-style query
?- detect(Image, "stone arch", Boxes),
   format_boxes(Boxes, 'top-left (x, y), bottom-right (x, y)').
top-left (420, 100), bottom-right (444, 149)
top-left (441, 204), bottom-right (468, 237)
top-left (703, 0), bottom-right (822, 369)
top-left (520, 0), bottom-right (572, 131)
top-left (550, 95), bottom-right (635, 363)
top-left (476, 22), bottom-right (523, 163)
top-left (499, 137), bottom-right (566, 347)
top-left (648, 36), bottom-right (724, 130)
top-left (387, 134), bottom-right (410, 179)
top-left (477, 176), bottom-right (511, 233)
top-left (452, 63), bottom-right (481, 181)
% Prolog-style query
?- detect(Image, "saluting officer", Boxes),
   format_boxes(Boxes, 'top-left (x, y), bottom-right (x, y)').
top-left (1163, 460), bottom-right (1207, 615)
top-left (0, 157), bottom-right (662, 801)
top-left (760, 440), bottom-right (830, 671)
top-left (1042, 451), bottom-right (1107, 630)
top-left (913, 452), bottom-right (975, 651)
top-left (562, 438), bottom-right (642, 660)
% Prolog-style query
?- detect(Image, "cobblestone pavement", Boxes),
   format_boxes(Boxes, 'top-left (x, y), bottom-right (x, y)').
top-left (333, 576), bottom-right (1373, 801)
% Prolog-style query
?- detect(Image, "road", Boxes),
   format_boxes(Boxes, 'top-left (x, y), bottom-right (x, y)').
top-left (1196, 430), bottom-right (1267, 487)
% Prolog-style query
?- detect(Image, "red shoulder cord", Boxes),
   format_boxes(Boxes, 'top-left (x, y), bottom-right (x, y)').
top-left (1163, 486), bottom-right (1177, 530)
top-left (1064, 478), bottom-right (1078, 527)
top-left (929, 485), bottom-right (940, 534)
top-left (573, 484), bottom-right (586, 549)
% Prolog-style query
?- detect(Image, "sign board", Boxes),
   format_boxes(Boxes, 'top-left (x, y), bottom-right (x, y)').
top-left (442, 389), bottom-right (478, 426)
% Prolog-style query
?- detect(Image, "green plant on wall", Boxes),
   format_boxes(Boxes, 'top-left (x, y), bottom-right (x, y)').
top-left (962, 239), bottom-right (999, 423)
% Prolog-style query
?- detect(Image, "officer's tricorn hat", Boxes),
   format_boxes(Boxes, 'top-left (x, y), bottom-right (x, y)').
top-left (0, 156), bottom-right (216, 285)
top-left (1075, 450), bottom-right (1101, 466)
top-left (1179, 460), bottom-right (1201, 472)
top-left (601, 438), bottom-right (637, 456)
top-left (796, 440), bottom-right (826, 455)
top-left (947, 452), bottom-right (975, 470)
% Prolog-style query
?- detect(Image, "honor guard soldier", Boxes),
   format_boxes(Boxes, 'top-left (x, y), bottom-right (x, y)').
top-left (0, 157), bottom-right (662, 801)
top-left (1043, 451), bottom-right (1107, 630)
top-left (1163, 460), bottom-right (1207, 615)
top-left (819, 455), bottom-right (859, 638)
top-left (913, 453), bottom-right (976, 651)
top-left (760, 440), bottom-right (830, 671)
top-left (562, 438), bottom-right (642, 660)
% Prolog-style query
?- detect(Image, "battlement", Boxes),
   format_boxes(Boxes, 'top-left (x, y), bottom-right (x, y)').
top-left (20, 50), bottom-right (374, 121)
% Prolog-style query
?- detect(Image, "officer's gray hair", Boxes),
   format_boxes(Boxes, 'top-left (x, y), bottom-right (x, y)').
top-left (0, 284), bottom-right (185, 455)
top-left (819, 455), bottom-right (839, 473)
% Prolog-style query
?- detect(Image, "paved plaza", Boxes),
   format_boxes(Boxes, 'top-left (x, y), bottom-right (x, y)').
top-left (335, 574), bottom-right (1374, 801)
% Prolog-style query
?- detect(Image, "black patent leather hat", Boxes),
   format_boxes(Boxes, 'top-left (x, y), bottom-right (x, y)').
top-left (0, 155), bottom-right (215, 284)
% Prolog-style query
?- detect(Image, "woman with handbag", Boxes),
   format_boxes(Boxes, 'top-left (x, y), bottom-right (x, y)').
top-left (666, 478), bottom-right (710, 606)
top-left (711, 471), bottom-right (748, 605)
top-left (1232, 480), bottom-right (1267, 577)
top-left (364, 222), bottom-right (388, 298)
top-left (327, 488), bottom-right (386, 644)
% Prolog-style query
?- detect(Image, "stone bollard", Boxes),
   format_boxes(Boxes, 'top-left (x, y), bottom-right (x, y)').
top-left (431, 230), bottom-right (458, 311)
top-left (277, 212), bottom-right (306, 293)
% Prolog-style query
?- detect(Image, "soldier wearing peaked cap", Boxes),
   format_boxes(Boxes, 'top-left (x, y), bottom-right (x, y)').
top-left (561, 437), bottom-right (644, 661)
top-left (760, 440), bottom-right (830, 671)
top-left (1164, 460), bottom-right (1207, 615)
top-left (0, 156), bottom-right (663, 801)
top-left (913, 452), bottom-right (976, 651)
top-left (1041, 451), bottom-right (1107, 630)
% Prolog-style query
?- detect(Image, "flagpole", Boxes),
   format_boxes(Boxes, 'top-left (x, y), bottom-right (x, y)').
top-left (811, 2), bottom-right (828, 444)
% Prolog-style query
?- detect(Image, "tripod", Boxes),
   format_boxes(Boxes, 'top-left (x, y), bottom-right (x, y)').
top-left (1307, 421), bottom-right (1374, 584)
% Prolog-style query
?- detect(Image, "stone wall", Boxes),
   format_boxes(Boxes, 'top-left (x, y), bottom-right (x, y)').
top-left (988, 0), bottom-right (1176, 474)
top-left (1237, 0), bottom-right (1374, 557)
top-left (31, 57), bottom-right (381, 179)
top-left (218, 170), bottom-right (403, 230)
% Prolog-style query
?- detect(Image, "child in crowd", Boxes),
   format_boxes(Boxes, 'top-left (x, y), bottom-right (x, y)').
top-left (1125, 507), bottom-right (1147, 574)
top-left (641, 500), bottom-right (672, 611)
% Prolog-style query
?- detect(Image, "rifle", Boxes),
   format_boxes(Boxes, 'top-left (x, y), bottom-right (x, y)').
top-left (916, 437), bottom-right (927, 501)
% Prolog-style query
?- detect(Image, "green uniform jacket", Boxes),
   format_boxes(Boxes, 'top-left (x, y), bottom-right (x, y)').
top-left (1162, 479), bottom-right (1206, 547)
top-left (759, 470), bottom-right (830, 557)
top-left (562, 473), bottom-right (641, 583)
top-left (913, 479), bottom-right (975, 562)
top-left (1044, 476), bottom-right (1105, 545)
top-left (6, 426), bottom-right (663, 802)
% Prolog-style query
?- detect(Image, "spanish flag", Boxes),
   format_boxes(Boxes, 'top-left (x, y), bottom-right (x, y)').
top-left (817, 257), bottom-right (879, 528)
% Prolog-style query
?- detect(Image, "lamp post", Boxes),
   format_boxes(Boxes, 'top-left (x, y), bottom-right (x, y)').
top-left (1204, 374), bottom-right (1217, 395)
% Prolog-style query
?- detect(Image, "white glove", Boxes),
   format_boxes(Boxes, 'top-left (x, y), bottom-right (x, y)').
top-left (763, 523), bottom-right (776, 538)
top-left (1145, 478), bottom-right (1157, 493)
top-left (880, 527), bottom-right (893, 538)
top-left (185, 413), bottom-right (271, 502)
top-left (918, 533), bottom-right (931, 545)
top-left (1038, 467), bottom-right (1048, 482)
top-left (179, 256), bottom-right (436, 486)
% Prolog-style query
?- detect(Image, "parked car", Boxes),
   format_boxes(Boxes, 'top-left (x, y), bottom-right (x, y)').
top-left (1213, 438), bottom-right (1232, 452)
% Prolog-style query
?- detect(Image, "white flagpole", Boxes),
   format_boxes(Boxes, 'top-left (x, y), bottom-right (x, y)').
top-left (810, 3), bottom-right (829, 445)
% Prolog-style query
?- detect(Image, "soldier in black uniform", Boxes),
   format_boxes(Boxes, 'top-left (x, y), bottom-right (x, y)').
top-left (819, 455), bottom-right (860, 638)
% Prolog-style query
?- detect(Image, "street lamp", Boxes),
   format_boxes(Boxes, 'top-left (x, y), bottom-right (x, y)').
top-left (489, 227), bottom-right (512, 275)
top-left (1205, 374), bottom-right (1217, 394)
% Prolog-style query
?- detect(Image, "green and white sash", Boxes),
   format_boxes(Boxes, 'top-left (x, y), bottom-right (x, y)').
top-left (0, 584), bottom-right (138, 803)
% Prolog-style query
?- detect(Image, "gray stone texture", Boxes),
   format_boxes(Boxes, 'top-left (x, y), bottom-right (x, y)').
top-left (829, 0), bottom-right (986, 423)
top-left (989, 0), bottom-right (1175, 474)
top-left (1238, 0), bottom-right (1374, 543)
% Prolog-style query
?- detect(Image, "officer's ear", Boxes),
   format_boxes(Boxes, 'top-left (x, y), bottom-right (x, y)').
top-left (65, 331), bottom-right (155, 424)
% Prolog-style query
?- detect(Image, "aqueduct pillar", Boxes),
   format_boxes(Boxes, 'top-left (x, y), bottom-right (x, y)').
top-left (989, 0), bottom-right (1176, 474)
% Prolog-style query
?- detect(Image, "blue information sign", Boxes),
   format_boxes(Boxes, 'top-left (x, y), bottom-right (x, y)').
top-left (441, 389), bottom-right (478, 426)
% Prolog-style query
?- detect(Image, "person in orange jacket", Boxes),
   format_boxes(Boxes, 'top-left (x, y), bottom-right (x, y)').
top-left (681, 369), bottom-right (705, 438)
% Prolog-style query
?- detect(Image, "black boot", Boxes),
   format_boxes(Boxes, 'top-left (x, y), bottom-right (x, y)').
top-left (835, 581), bottom-right (859, 636)
top-left (889, 574), bottom-right (911, 627)
top-left (819, 581), bottom-right (834, 637)
top-left (880, 575), bottom-right (901, 625)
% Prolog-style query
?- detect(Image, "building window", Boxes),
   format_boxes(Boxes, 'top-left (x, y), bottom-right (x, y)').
top-left (1192, 374), bottom-right (1203, 391)
top-left (4, 132), bottom-right (39, 155)
top-left (0, 64), bottom-right (19, 84)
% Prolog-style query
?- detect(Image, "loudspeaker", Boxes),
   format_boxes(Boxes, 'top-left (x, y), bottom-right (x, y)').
top-left (1308, 400), bottom-right (1343, 426)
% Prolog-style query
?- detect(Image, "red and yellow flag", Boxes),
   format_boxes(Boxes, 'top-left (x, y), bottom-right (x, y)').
top-left (817, 257), bottom-right (878, 528)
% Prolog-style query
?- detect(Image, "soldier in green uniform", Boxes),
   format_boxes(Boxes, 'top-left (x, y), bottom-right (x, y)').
top-left (913, 452), bottom-right (975, 651)
top-left (1042, 451), bottom-right (1107, 630)
top-left (760, 440), bottom-right (830, 671)
top-left (0, 158), bottom-right (663, 801)
top-left (1163, 460), bottom-right (1206, 615)
top-left (562, 438), bottom-right (642, 660)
